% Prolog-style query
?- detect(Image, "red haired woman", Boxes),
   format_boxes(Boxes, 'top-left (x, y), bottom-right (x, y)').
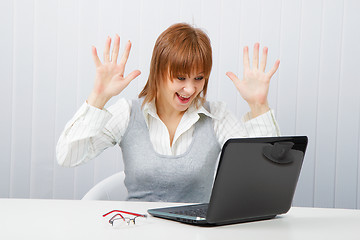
top-left (57, 23), bottom-right (280, 203)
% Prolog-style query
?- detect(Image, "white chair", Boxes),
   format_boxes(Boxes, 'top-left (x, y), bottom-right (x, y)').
top-left (82, 171), bottom-right (128, 201)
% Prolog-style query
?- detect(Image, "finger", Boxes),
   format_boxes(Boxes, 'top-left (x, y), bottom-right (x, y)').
top-left (226, 72), bottom-right (243, 91)
top-left (260, 47), bottom-right (268, 72)
top-left (111, 34), bottom-right (120, 63)
top-left (226, 71), bottom-right (240, 85)
top-left (124, 70), bottom-right (141, 84)
top-left (91, 46), bottom-right (101, 67)
top-left (119, 40), bottom-right (132, 75)
top-left (103, 36), bottom-right (111, 63)
top-left (243, 46), bottom-right (250, 70)
top-left (267, 59), bottom-right (280, 78)
top-left (252, 43), bottom-right (260, 69)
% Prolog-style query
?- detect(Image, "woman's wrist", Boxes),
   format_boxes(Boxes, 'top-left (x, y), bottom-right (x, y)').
top-left (87, 91), bottom-right (111, 109)
top-left (248, 101), bottom-right (270, 119)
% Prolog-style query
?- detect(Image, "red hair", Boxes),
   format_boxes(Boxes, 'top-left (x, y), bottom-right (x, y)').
top-left (138, 23), bottom-right (212, 107)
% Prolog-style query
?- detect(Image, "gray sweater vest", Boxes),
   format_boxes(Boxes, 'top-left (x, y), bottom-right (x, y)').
top-left (120, 99), bottom-right (221, 203)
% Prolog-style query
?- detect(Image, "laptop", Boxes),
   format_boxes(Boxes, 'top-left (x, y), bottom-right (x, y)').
top-left (147, 136), bottom-right (308, 226)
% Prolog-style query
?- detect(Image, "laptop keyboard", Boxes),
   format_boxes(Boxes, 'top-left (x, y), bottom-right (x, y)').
top-left (169, 205), bottom-right (208, 218)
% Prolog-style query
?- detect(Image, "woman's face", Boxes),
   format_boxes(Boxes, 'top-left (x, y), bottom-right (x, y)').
top-left (156, 71), bottom-right (205, 114)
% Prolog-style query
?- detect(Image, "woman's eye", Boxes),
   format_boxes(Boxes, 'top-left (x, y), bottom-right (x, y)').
top-left (195, 76), bottom-right (204, 80)
top-left (177, 77), bottom-right (186, 81)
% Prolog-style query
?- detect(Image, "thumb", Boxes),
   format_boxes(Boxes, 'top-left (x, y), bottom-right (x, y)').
top-left (226, 71), bottom-right (241, 88)
top-left (124, 70), bottom-right (141, 84)
top-left (226, 71), bottom-right (246, 94)
top-left (226, 71), bottom-right (239, 82)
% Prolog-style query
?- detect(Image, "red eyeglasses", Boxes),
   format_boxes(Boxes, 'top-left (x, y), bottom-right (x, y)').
top-left (103, 210), bottom-right (147, 227)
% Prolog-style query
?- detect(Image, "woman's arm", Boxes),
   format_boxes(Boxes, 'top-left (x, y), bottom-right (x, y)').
top-left (57, 35), bottom-right (140, 167)
top-left (213, 44), bottom-right (280, 146)
top-left (211, 101), bottom-right (280, 148)
top-left (56, 99), bottom-right (131, 167)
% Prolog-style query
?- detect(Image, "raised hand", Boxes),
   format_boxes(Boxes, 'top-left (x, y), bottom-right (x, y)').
top-left (226, 43), bottom-right (280, 118)
top-left (87, 35), bottom-right (141, 109)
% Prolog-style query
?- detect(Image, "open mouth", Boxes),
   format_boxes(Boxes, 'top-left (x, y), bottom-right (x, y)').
top-left (176, 93), bottom-right (191, 104)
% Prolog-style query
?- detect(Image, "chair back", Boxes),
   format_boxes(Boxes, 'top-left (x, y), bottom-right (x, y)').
top-left (82, 171), bottom-right (128, 200)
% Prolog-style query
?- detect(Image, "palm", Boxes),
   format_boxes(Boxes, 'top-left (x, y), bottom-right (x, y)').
top-left (94, 62), bottom-right (129, 97)
top-left (227, 43), bottom-right (279, 106)
top-left (91, 35), bottom-right (141, 100)
top-left (236, 66), bottom-right (271, 105)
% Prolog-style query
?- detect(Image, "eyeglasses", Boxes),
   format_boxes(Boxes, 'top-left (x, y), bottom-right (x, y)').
top-left (103, 210), bottom-right (147, 227)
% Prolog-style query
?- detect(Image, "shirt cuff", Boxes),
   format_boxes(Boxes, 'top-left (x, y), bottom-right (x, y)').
top-left (65, 102), bottom-right (113, 135)
top-left (82, 102), bottom-right (113, 128)
top-left (241, 109), bottom-right (280, 137)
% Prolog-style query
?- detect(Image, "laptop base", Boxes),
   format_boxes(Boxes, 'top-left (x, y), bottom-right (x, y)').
top-left (148, 203), bottom-right (277, 226)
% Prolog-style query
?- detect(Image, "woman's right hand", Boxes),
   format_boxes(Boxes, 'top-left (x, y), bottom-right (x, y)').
top-left (87, 35), bottom-right (141, 109)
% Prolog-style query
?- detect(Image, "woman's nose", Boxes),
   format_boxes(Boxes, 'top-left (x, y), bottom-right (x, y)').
top-left (183, 81), bottom-right (195, 94)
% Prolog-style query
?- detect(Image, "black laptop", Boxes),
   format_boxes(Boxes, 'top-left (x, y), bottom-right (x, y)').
top-left (148, 136), bottom-right (308, 226)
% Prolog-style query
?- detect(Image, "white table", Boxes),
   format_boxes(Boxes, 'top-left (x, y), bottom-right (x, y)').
top-left (0, 198), bottom-right (359, 240)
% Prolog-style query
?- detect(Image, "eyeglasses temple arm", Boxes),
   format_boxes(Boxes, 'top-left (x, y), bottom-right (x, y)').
top-left (103, 210), bottom-right (146, 218)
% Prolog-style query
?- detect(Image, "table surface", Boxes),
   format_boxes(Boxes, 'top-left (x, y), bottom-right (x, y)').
top-left (0, 198), bottom-right (359, 240)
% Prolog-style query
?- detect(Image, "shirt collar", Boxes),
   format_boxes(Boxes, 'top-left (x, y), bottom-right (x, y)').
top-left (186, 102), bottom-right (217, 120)
top-left (142, 99), bottom-right (159, 126)
top-left (142, 98), bottom-right (218, 123)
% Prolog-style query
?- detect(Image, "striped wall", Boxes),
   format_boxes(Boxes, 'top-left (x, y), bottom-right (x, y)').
top-left (0, 0), bottom-right (359, 209)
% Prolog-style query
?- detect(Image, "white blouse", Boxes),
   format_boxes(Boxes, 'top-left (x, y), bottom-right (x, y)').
top-left (56, 98), bottom-right (280, 167)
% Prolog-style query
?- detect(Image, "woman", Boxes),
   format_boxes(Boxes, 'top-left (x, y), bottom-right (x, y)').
top-left (57, 23), bottom-right (280, 203)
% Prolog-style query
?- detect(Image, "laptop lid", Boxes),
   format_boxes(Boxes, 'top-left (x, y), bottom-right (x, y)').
top-left (206, 136), bottom-right (308, 225)
top-left (148, 136), bottom-right (308, 226)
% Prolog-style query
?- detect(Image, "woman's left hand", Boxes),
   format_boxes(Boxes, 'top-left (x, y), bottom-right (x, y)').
top-left (226, 43), bottom-right (280, 118)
